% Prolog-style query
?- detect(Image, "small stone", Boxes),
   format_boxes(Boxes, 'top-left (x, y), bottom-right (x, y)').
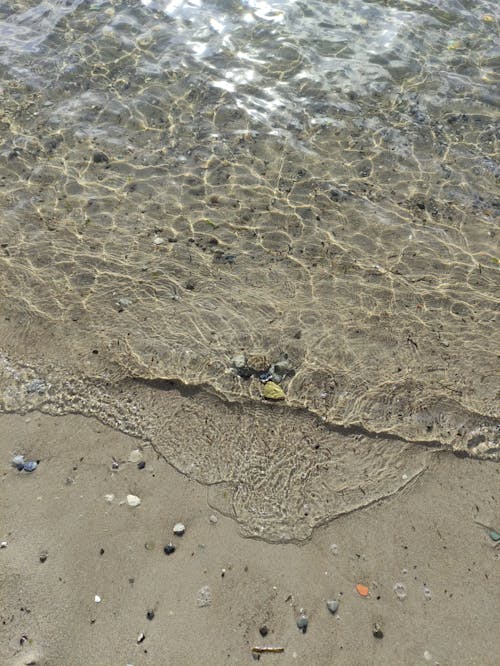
top-left (423, 584), bottom-right (432, 600)
top-left (145, 542), bottom-right (155, 551)
top-left (128, 449), bottom-right (142, 463)
top-left (488, 530), bottom-right (500, 542)
top-left (93, 151), bottom-right (109, 163)
top-left (394, 582), bottom-right (407, 600)
top-left (26, 379), bottom-right (47, 394)
top-left (209, 514), bottom-right (218, 524)
top-left (329, 543), bottom-right (339, 555)
top-left (137, 632), bottom-right (145, 644)
top-left (259, 626), bottom-right (268, 637)
top-left (296, 613), bottom-right (308, 633)
top-left (163, 543), bottom-right (176, 555)
top-left (95, 595), bottom-right (101, 603)
top-left (372, 623), bottom-right (384, 639)
top-left (104, 494), bottom-right (115, 503)
top-left (185, 279), bottom-right (195, 290)
top-left (262, 381), bottom-right (285, 401)
top-left (137, 461), bottom-right (146, 470)
top-left (153, 236), bottom-right (164, 245)
top-left (12, 455), bottom-right (25, 470)
top-left (196, 585), bottom-right (212, 608)
top-left (39, 551), bottom-right (48, 563)
top-left (326, 599), bottom-right (339, 614)
top-left (0, 541), bottom-right (7, 548)
top-left (146, 610), bottom-right (155, 621)
top-left (173, 522), bottom-right (185, 536)
top-left (232, 354), bottom-right (247, 369)
top-left (126, 494), bottom-right (141, 507)
top-left (23, 461), bottom-right (38, 472)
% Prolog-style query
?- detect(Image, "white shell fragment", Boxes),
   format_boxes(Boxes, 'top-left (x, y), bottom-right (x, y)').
top-left (127, 494), bottom-right (141, 507)
top-left (128, 449), bottom-right (143, 463)
top-left (95, 595), bottom-right (101, 603)
top-left (173, 522), bottom-right (185, 536)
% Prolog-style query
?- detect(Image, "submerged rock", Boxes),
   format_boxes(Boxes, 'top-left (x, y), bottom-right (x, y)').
top-left (262, 381), bottom-right (285, 401)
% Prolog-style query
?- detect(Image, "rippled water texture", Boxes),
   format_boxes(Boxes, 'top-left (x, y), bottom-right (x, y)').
top-left (0, 0), bottom-right (498, 540)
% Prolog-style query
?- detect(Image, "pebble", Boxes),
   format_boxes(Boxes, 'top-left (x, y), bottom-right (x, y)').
top-left (209, 514), bottom-right (218, 524)
top-left (259, 626), bottom-right (269, 637)
top-left (197, 585), bottom-right (212, 608)
top-left (146, 610), bottom-right (155, 621)
top-left (329, 543), bottom-right (339, 555)
top-left (104, 494), bottom-right (115, 503)
top-left (0, 541), bottom-right (7, 549)
top-left (296, 612), bottom-right (308, 633)
top-left (372, 622), bottom-right (384, 639)
top-left (137, 632), bottom-right (145, 644)
top-left (137, 461), bottom-right (146, 470)
top-left (39, 551), bottom-right (48, 563)
top-left (423, 584), bottom-right (432, 600)
top-left (95, 595), bottom-right (101, 603)
top-left (326, 599), bottom-right (339, 614)
top-left (23, 461), bottom-right (38, 472)
top-left (153, 237), bottom-right (164, 245)
top-left (26, 379), bottom-right (47, 394)
top-left (128, 449), bottom-right (143, 463)
top-left (126, 494), bottom-right (141, 507)
top-left (394, 582), bottom-right (407, 600)
top-left (12, 455), bottom-right (25, 470)
top-left (232, 354), bottom-right (247, 369)
top-left (173, 522), bottom-right (185, 536)
top-left (163, 543), bottom-right (176, 555)
top-left (262, 381), bottom-right (285, 401)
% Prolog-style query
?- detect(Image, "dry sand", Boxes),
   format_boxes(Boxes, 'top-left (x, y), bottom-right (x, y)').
top-left (1, 410), bottom-right (499, 666)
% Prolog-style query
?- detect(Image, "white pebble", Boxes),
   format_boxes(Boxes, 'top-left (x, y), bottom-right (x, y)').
top-left (196, 585), bottom-right (212, 608)
top-left (128, 449), bottom-right (142, 463)
top-left (104, 494), bottom-right (115, 503)
top-left (173, 522), bottom-right (185, 536)
top-left (0, 541), bottom-right (7, 548)
top-left (127, 494), bottom-right (141, 507)
top-left (153, 237), bottom-right (164, 245)
top-left (95, 595), bottom-right (101, 603)
top-left (209, 514), bottom-right (218, 524)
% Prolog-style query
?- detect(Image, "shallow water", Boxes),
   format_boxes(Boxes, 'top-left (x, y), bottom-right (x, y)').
top-left (0, 0), bottom-right (498, 540)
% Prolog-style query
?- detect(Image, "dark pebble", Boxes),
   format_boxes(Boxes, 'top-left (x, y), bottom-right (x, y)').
top-left (39, 552), bottom-right (48, 563)
top-left (137, 461), bottom-right (146, 470)
top-left (259, 625), bottom-right (268, 637)
top-left (93, 151), bottom-right (109, 163)
top-left (163, 543), bottom-right (176, 555)
top-left (146, 610), bottom-right (155, 621)
top-left (373, 623), bottom-right (384, 639)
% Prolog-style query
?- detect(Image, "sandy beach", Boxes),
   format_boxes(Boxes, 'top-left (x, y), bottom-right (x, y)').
top-left (1, 409), bottom-right (499, 666)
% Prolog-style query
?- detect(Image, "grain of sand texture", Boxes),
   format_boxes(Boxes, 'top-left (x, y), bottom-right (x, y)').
top-left (1, 411), bottom-right (499, 666)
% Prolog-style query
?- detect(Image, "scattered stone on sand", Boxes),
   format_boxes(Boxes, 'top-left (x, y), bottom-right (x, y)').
top-left (104, 494), bottom-right (115, 503)
top-left (146, 610), bottom-right (155, 621)
top-left (128, 449), bottom-right (143, 463)
top-left (163, 543), bottom-right (176, 555)
top-left (326, 599), bottom-right (339, 614)
top-left (372, 622), bottom-right (384, 639)
top-left (394, 582), bottom-right (407, 600)
top-left (329, 543), bottom-right (339, 556)
top-left (231, 354), bottom-right (247, 369)
top-left (137, 632), bottom-right (145, 644)
top-left (95, 595), bottom-right (101, 603)
top-left (26, 379), bottom-right (47, 394)
top-left (259, 626), bottom-right (269, 637)
top-left (296, 612), bottom-right (308, 633)
top-left (12, 454), bottom-right (25, 470)
top-left (262, 381), bottom-right (285, 401)
top-left (153, 236), bottom-right (165, 245)
top-left (0, 541), bottom-right (7, 548)
top-left (93, 151), bottom-right (109, 163)
top-left (126, 494), bottom-right (141, 507)
top-left (423, 584), bottom-right (432, 600)
top-left (39, 551), bottom-right (48, 563)
top-left (197, 585), bottom-right (212, 608)
top-left (209, 514), bottom-right (218, 524)
top-left (23, 461), bottom-right (38, 472)
top-left (137, 461), bottom-right (146, 470)
top-left (173, 522), bottom-right (185, 536)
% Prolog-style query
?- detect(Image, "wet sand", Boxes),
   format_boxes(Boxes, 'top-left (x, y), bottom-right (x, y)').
top-left (1, 410), bottom-right (499, 665)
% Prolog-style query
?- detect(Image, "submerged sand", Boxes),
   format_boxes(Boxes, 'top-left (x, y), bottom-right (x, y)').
top-left (1, 410), bottom-right (499, 666)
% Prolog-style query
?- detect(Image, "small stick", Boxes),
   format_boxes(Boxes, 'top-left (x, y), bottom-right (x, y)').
top-left (251, 646), bottom-right (285, 654)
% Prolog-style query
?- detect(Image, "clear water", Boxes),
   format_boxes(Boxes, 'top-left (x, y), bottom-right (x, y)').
top-left (0, 0), bottom-right (498, 541)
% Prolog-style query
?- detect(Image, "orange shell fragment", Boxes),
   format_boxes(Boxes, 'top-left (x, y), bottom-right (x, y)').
top-left (356, 583), bottom-right (369, 597)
